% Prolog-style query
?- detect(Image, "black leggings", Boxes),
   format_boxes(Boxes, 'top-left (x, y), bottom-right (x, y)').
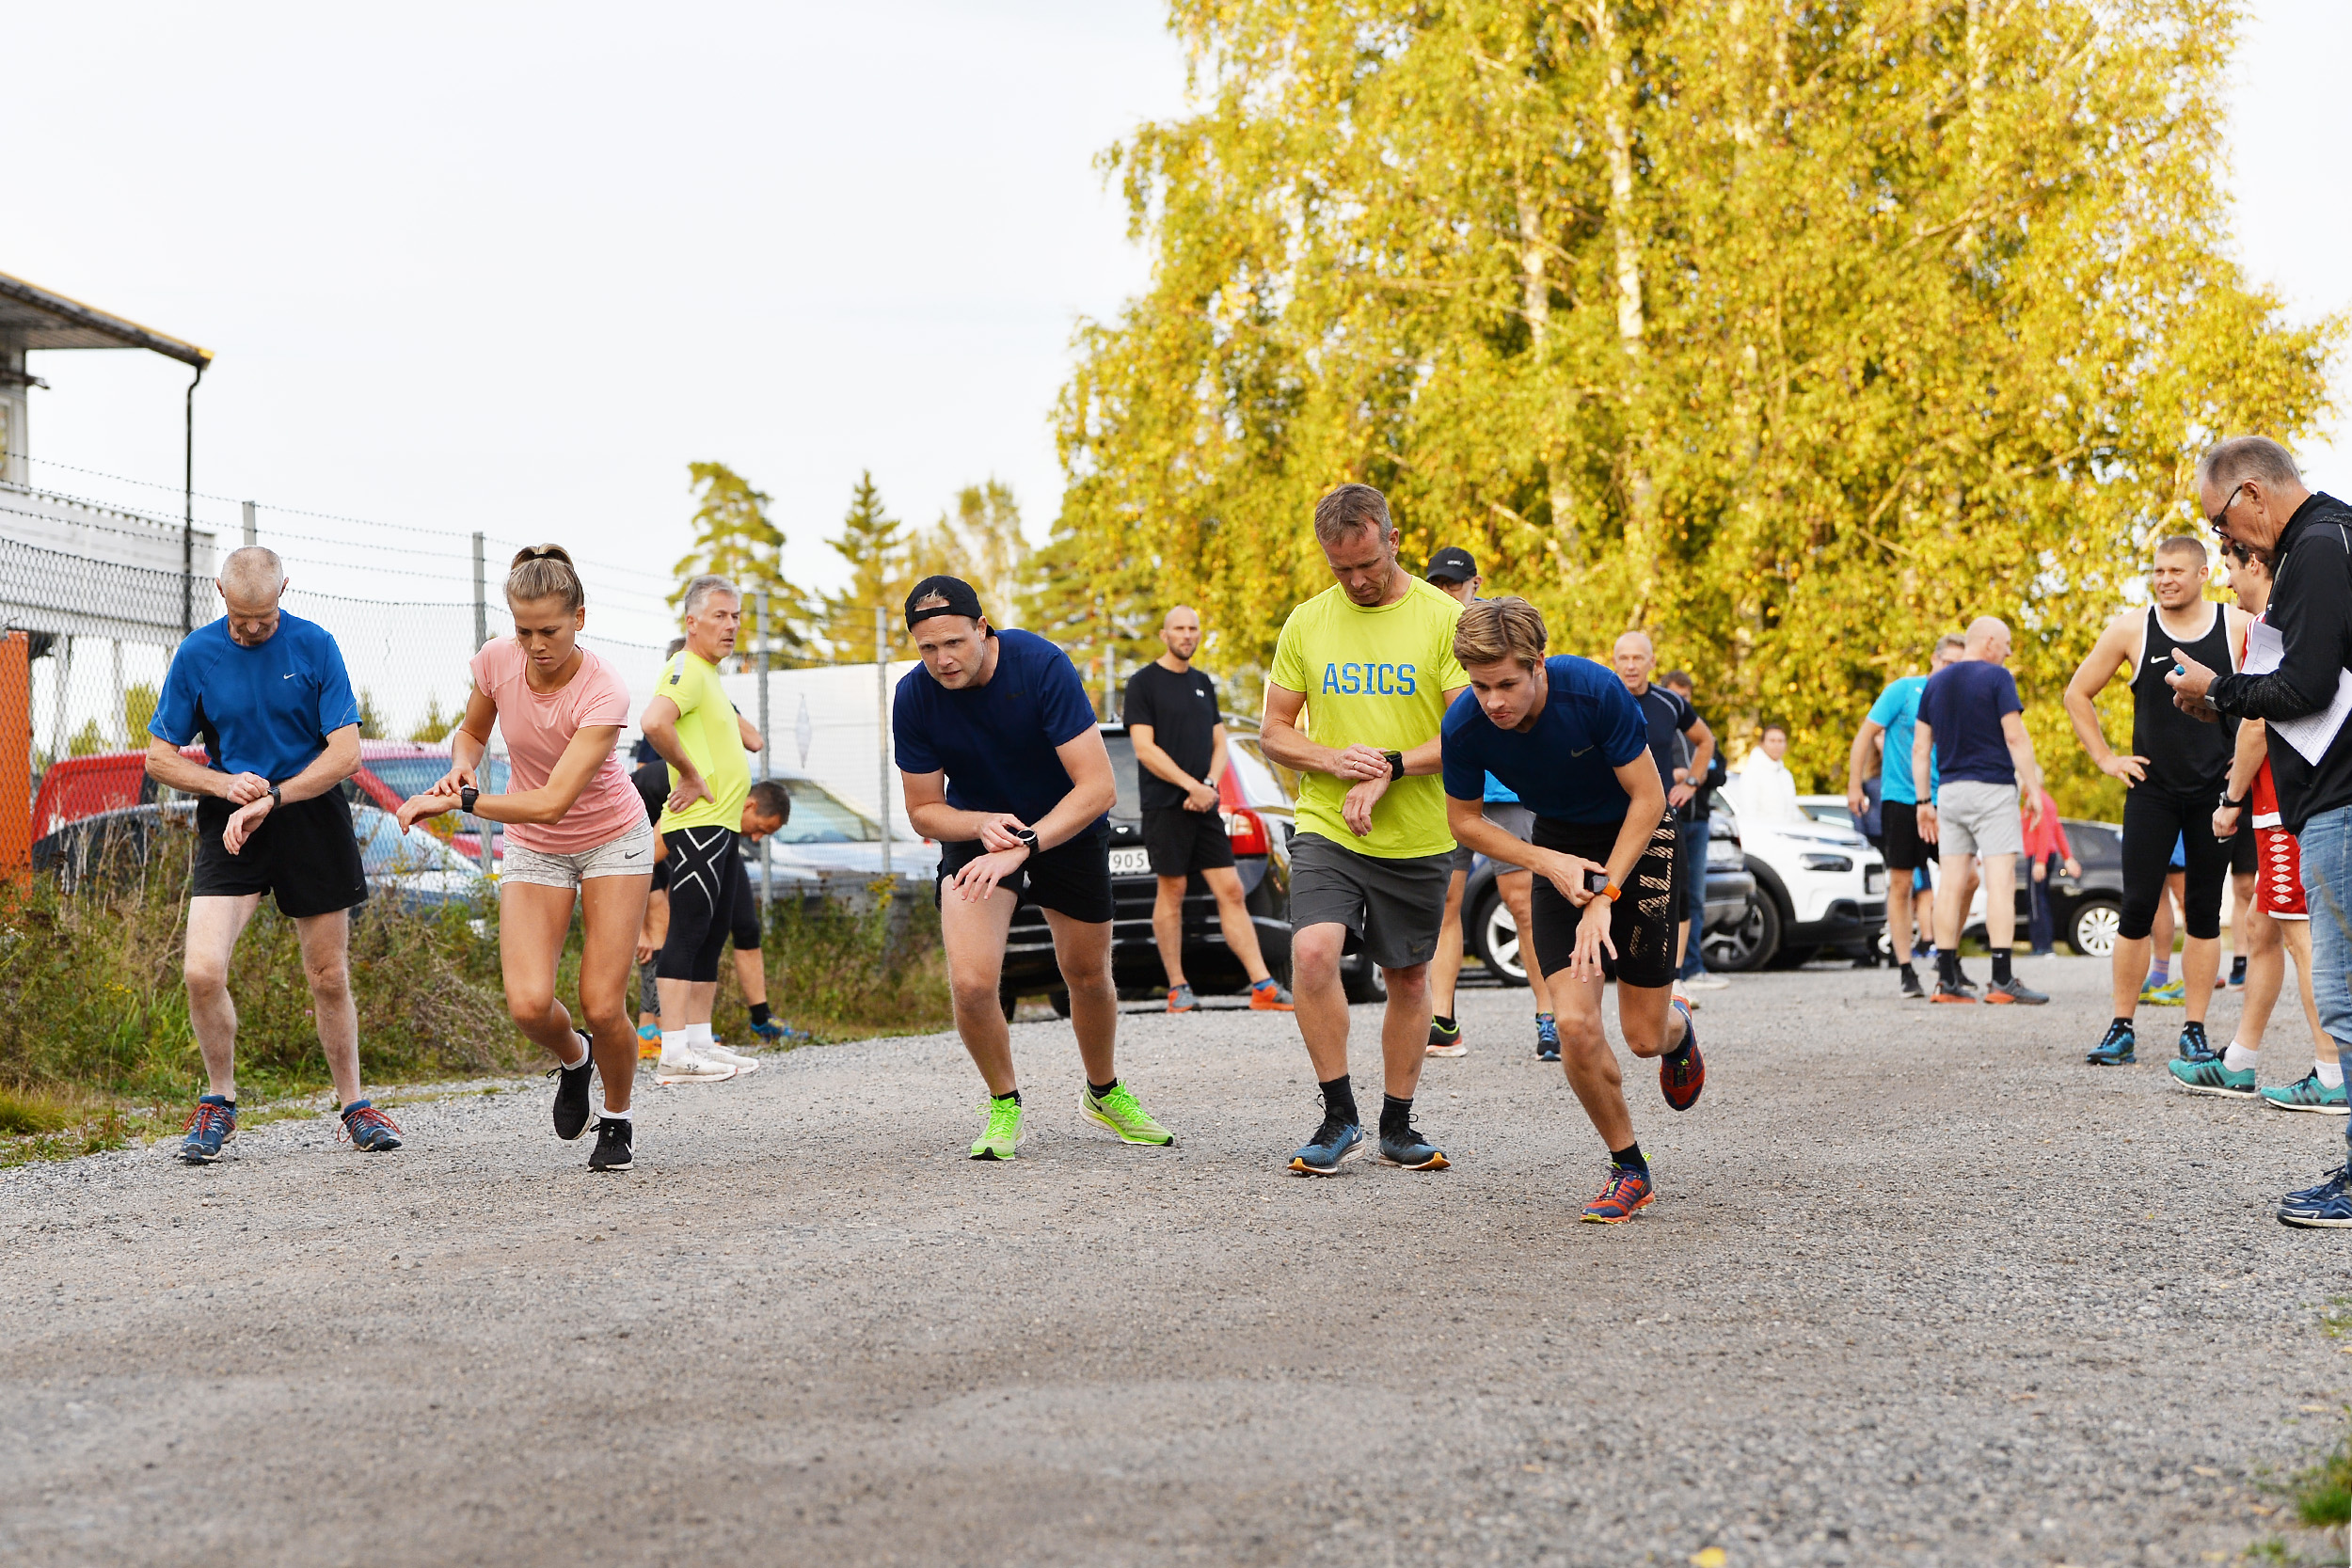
top-left (2119, 785), bottom-right (2228, 942)
top-left (656, 825), bottom-right (743, 983)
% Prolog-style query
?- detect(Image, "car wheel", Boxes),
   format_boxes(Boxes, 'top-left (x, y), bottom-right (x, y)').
top-left (1707, 888), bottom-right (1782, 973)
top-left (999, 987), bottom-right (1019, 1022)
top-left (1470, 888), bottom-right (1529, 987)
top-left (1341, 951), bottom-right (1388, 1005)
top-left (2070, 898), bottom-right (2122, 958)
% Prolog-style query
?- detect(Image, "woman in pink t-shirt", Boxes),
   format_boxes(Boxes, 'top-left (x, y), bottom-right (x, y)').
top-left (399, 545), bottom-right (659, 1172)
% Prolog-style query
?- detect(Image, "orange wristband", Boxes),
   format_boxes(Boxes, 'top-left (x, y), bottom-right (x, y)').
top-left (1601, 881), bottom-right (1622, 903)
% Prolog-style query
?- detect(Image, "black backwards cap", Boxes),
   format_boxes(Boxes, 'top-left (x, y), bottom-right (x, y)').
top-left (1424, 545), bottom-right (1478, 583)
top-left (904, 574), bottom-right (989, 631)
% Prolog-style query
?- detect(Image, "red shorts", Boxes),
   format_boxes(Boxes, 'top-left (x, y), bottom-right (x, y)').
top-left (2254, 821), bottom-right (2308, 919)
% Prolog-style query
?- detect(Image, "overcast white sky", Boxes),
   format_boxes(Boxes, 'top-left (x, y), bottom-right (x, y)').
top-left (8, 0), bottom-right (2347, 643)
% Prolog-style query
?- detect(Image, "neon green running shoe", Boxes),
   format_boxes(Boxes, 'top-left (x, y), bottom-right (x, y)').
top-left (1082, 1081), bottom-right (1174, 1147)
top-left (970, 1095), bottom-right (1024, 1161)
top-left (2139, 979), bottom-right (2186, 1006)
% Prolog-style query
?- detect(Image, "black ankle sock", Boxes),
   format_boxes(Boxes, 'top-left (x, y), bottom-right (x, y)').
top-left (1380, 1094), bottom-right (1413, 1136)
top-left (1432, 1015), bottom-right (1455, 1031)
top-left (1089, 1078), bottom-right (1119, 1099)
top-left (1610, 1141), bottom-right (1648, 1174)
top-left (994, 1088), bottom-right (1022, 1106)
top-left (749, 1002), bottom-right (771, 1027)
top-left (1937, 949), bottom-right (1960, 986)
top-left (1898, 959), bottom-right (1916, 978)
top-left (1992, 952), bottom-right (2012, 985)
top-left (2112, 1016), bottom-right (2135, 1034)
top-left (1320, 1074), bottom-right (1358, 1127)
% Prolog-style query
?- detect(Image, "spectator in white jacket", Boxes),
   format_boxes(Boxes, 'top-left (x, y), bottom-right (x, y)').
top-left (1730, 724), bottom-right (1807, 824)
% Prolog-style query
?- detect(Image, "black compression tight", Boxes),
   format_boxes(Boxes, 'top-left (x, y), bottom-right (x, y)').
top-left (2118, 786), bottom-right (2228, 942)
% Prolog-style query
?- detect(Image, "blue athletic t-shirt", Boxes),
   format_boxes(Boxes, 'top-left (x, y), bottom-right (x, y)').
top-left (1915, 658), bottom-right (2024, 786)
top-left (1441, 656), bottom-right (1650, 825)
top-left (893, 627), bottom-right (1106, 832)
top-left (150, 613), bottom-right (361, 783)
top-left (1867, 674), bottom-right (1935, 805)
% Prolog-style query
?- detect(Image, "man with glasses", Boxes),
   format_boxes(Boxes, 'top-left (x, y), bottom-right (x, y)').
top-left (2062, 537), bottom-right (2249, 1064)
top-left (2167, 436), bottom-right (2352, 1227)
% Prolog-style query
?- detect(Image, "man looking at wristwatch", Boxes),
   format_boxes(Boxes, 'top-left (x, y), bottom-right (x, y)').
top-left (895, 576), bottom-right (1175, 1161)
top-left (1443, 598), bottom-right (1702, 1222)
top-left (1261, 484), bottom-right (1470, 1175)
top-left (145, 546), bottom-right (397, 1162)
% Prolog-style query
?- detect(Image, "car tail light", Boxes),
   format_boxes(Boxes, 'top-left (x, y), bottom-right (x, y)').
top-left (1224, 806), bottom-right (1270, 856)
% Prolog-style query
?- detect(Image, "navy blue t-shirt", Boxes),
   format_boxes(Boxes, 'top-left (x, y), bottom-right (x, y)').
top-left (893, 628), bottom-right (1106, 832)
top-left (1440, 656), bottom-right (1651, 825)
top-left (150, 613), bottom-right (362, 783)
top-left (1915, 658), bottom-right (2024, 786)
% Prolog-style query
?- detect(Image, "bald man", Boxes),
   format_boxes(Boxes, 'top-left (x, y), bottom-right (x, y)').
top-left (1914, 617), bottom-right (2050, 1005)
top-left (145, 547), bottom-right (400, 1161)
top-left (1123, 606), bottom-right (1294, 1012)
top-left (1613, 631), bottom-right (1713, 979)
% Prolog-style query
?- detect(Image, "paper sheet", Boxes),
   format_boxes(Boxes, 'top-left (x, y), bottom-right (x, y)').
top-left (2237, 619), bottom-right (2352, 766)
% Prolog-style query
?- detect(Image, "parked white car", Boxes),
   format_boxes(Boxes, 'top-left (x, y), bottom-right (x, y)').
top-left (1707, 798), bottom-right (1887, 971)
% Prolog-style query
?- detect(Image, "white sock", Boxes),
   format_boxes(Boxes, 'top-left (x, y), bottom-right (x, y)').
top-left (600, 1104), bottom-right (632, 1121)
top-left (661, 1029), bottom-right (689, 1058)
top-left (559, 1032), bottom-right (590, 1069)
top-left (2318, 1057), bottom-right (2346, 1089)
top-left (687, 1022), bottom-right (714, 1052)
top-left (2223, 1041), bottom-right (2258, 1072)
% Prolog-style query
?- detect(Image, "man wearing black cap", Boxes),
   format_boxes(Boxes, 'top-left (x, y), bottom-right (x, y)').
top-left (893, 575), bottom-right (1176, 1161)
top-left (1422, 546), bottom-right (1485, 1055)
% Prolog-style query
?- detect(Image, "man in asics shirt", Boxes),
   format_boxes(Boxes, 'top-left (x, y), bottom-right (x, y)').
top-left (894, 575), bottom-right (1174, 1161)
top-left (1443, 598), bottom-right (1704, 1223)
top-left (1261, 484), bottom-right (1470, 1176)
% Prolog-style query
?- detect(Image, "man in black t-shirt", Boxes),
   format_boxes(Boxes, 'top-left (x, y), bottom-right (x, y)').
top-left (1125, 606), bottom-right (1295, 1013)
top-left (1613, 632), bottom-right (1715, 982)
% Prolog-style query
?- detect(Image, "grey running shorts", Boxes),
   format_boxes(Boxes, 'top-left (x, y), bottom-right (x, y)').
top-left (1289, 832), bottom-right (1453, 971)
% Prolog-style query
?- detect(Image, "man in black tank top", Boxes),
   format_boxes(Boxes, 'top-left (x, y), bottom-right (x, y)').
top-left (2063, 536), bottom-right (2249, 1067)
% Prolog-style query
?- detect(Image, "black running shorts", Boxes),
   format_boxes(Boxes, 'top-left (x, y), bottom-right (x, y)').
top-left (1527, 812), bottom-right (1679, 990)
top-left (2228, 816), bottom-right (2256, 877)
top-left (1140, 807), bottom-right (1235, 878)
top-left (1880, 800), bottom-right (1925, 874)
top-left (937, 824), bottom-right (1115, 923)
top-left (190, 792), bottom-right (368, 919)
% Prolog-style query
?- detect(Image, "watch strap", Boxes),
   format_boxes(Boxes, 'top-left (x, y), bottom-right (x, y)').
top-left (1601, 881), bottom-right (1623, 903)
top-left (1385, 750), bottom-right (1405, 781)
top-left (460, 784), bottom-right (479, 814)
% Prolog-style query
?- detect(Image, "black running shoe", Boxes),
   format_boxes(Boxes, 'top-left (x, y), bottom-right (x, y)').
top-left (588, 1116), bottom-right (633, 1171)
top-left (550, 1034), bottom-right (596, 1141)
top-left (1899, 967), bottom-right (1926, 1000)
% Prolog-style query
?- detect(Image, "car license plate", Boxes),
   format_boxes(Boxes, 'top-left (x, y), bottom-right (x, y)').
top-left (1108, 847), bottom-right (1152, 876)
top-left (1866, 867), bottom-right (1885, 894)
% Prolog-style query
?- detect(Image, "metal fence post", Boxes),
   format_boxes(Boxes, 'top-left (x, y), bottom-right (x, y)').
top-left (470, 531), bottom-right (487, 651)
top-left (876, 605), bottom-right (891, 878)
top-left (241, 500), bottom-right (256, 548)
top-left (757, 588), bottom-right (771, 912)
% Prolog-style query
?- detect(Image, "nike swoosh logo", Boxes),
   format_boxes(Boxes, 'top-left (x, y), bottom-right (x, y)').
top-left (1569, 745), bottom-right (1593, 757)
top-left (624, 848), bottom-right (645, 859)
top-left (2149, 655), bottom-right (2173, 664)
top-left (282, 673), bottom-right (296, 679)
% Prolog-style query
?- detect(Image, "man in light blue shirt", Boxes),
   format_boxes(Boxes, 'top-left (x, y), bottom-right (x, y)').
top-left (1847, 633), bottom-right (1965, 998)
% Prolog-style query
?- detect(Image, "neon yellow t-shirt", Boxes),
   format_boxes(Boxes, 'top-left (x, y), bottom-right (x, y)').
top-left (655, 651), bottom-right (750, 833)
top-left (1267, 577), bottom-right (1468, 859)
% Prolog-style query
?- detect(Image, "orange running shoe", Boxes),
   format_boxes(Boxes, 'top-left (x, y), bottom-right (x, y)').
top-left (1167, 985), bottom-right (1200, 1013)
top-left (1248, 978), bottom-right (1295, 1011)
top-left (1581, 1165), bottom-right (1654, 1223)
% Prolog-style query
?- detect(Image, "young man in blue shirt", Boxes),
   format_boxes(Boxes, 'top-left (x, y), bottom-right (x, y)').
top-left (1847, 633), bottom-right (1965, 998)
top-left (894, 576), bottom-right (1174, 1161)
top-left (1442, 598), bottom-right (1707, 1224)
top-left (144, 546), bottom-right (399, 1162)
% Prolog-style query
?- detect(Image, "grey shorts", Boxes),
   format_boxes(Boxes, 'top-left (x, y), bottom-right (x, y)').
top-left (1935, 779), bottom-right (2022, 859)
top-left (499, 818), bottom-right (659, 890)
top-left (1291, 832), bottom-right (1453, 971)
top-left (1479, 801), bottom-right (1535, 875)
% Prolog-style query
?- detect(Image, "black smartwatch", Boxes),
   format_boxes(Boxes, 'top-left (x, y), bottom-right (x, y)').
top-left (1384, 750), bottom-right (1405, 782)
top-left (2219, 792), bottom-right (2246, 811)
top-left (266, 783), bottom-right (282, 809)
top-left (460, 784), bottom-right (480, 815)
top-left (1009, 827), bottom-right (1040, 855)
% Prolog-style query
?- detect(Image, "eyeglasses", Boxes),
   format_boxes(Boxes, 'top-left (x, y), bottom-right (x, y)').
top-left (2205, 483), bottom-right (2246, 530)
top-left (2223, 539), bottom-right (2267, 568)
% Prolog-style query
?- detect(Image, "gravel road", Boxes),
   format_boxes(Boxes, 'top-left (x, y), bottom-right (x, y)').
top-left (4, 954), bottom-right (2346, 1566)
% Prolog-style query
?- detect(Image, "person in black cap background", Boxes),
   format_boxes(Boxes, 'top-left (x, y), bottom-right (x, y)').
top-left (892, 574), bottom-right (1178, 1160)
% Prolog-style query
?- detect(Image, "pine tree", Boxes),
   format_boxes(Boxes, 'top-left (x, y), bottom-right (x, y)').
top-left (818, 472), bottom-right (919, 660)
top-left (670, 461), bottom-right (808, 660)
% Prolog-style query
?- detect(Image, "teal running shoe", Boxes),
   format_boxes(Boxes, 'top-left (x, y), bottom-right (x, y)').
top-left (2086, 1019), bottom-right (2136, 1067)
top-left (1289, 1116), bottom-right (1364, 1176)
top-left (2167, 1055), bottom-right (2256, 1099)
top-left (1083, 1081), bottom-right (1174, 1146)
top-left (970, 1095), bottom-right (1024, 1161)
top-left (2261, 1070), bottom-right (2350, 1115)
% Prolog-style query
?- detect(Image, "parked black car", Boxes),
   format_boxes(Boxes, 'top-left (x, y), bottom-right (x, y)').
top-left (1462, 814), bottom-right (1757, 985)
top-left (1001, 722), bottom-right (1398, 1015)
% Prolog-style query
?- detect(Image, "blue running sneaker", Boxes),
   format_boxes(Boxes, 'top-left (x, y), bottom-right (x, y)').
top-left (1377, 1120), bottom-right (1450, 1170)
top-left (2086, 1019), bottom-right (2136, 1067)
top-left (2167, 1055), bottom-right (2256, 1099)
top-left (178, 1095), bottom-right (236, 1164)
top-left (339, 1101), bottom-right (404, 1152)
top-left (1289, 1116), bottom-right (1364, 1177)
top-left (1660, 1000), bottom-right (1704, 1112)
top-left (1535, 1015), bottom-right (1561, 1062)
top-left (2278, 1164), bottom-right (2352, 1228)
top-left (2175, 1022), bottom-right (2217, 1064)
top-left (2262, 1070), bottom-right (2350, 1115)
top-left (2141, 979), bottom-right (2187, 1006)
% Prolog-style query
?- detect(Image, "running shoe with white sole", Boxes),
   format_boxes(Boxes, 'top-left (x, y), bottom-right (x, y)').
top-left (1082, 1082), bottom-right (1174, 1146)
top-left (2278, 1164), bottom-right (2352, 1228)
top-left (1289, 1116), bottom-right (1364, 1176)
top-left (971, 1096), bottom-right (1024, 1161)
top-left (551, 1033), bottom-right (596, 1141)
top-left (2166, 1056), bottom-right (2256, 1099)
top-left (2262, 1070), bottom-right (2350, 1115)
top-left (1682, 973), bottom-right (1728, 991)
top-left (178, 1095), bottom-right (236, 1164)
top-left (704, 1041), bottom-right (762, 1074)
top-left (339, 1101), bottom-right (405, 1152)
top-left (1426, 1017), bottom-right (1466, 1058)
top-left (588, 1116), bottom-right (633, 1172)
top-left (654, 1050), bottom-right (737, 1085)
top-left (1581, 1165), bottom-right (1654, 1224)
top-left (1899, 967), bottom-right (1926, 1000)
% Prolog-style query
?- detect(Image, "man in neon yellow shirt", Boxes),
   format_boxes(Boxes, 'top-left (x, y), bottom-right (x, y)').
top-left (641, 574), bottom-right (756, 1083)
top-left (1262, 483), bottom-right (1470, 1175)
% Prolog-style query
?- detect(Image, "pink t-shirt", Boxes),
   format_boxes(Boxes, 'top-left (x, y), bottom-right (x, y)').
top-left (468, 638), bottom-right (643, 854)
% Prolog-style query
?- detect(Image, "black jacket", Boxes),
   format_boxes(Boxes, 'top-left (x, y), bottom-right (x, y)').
top-left (2207, 490), bottom-right (2352, 833)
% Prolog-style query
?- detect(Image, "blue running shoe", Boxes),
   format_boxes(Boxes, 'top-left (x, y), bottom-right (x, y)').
top-left (2086, 1020), bottom-right (2136, 1067)
top-left (2141, 979), bottom-right (2187, 1006)
top-left (1535, 1014), bottom-right (1561, 1062)
top-left (746, 1018), bottom-right (800, 1046)
top-left (2262, 1070), bottom-right (2350, 1115)
top-left (178, 1095), bottom-right (236, 1164)
top-left (1289, 1116), bottom-right (1364, 1176)
top-left (339, 1101), bottom-right (404, 1152)
top-left (1377, 1121), bottom-right (1450, 1170)
top-left (2278, 1164), bottom-right (2352, 1228)
top-left (2167, 1055), bottom-right (2256, 1099)
top-left (2175, 1022), bottom-right (2217, 1064)
top-left (1660, 1000), bottom-right (1704, 1112)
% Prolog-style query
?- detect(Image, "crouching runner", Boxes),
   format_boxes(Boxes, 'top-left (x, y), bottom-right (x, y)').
top-left (1440, 599), bottom-right (1706, 1223)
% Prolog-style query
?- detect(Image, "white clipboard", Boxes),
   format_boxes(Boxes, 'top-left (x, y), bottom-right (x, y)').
top-left (2240, 619), bottom-right (2352, 767)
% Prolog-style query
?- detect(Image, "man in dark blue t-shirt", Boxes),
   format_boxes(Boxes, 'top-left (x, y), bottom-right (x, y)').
top-left (1913, 615), bottom-right (2051, 1006)
top-left (142, 546), bottom-right (394, 1163)
top-left (1440, 598), bottom-right (1706, 1226)
top-left (893, 574), bottom-right (1172, 1162)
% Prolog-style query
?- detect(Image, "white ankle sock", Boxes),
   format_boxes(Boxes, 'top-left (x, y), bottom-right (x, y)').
top-left (2223, 1041), bottom-right (2258, 1072)
top-left (600, 1104), bottom-right (632, 1121)
top-left (2318, 1057), bottom-right (2346, 1089)
top-left (560, 1032), bottom-right (590, 1069)
top-left (661, 1029), bottom-right (688, 1057)
top-left (687, 1022), bottom-right (714, 1051)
